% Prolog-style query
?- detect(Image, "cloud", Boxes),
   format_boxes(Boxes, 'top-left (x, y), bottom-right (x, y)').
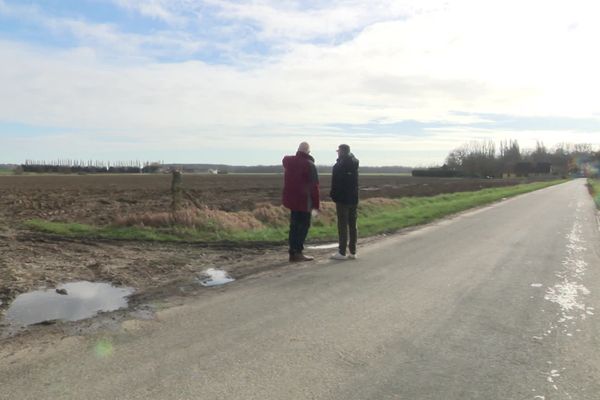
top-left (111, 0), bottom-right (189, 26)
top-left (0, 0), bottom-right (206, 61)
top-left (2, 3), bottom-right (600, 130)
top-left (2, 0), bottom-right (600, 165)
top-left (205, 0), bottom-right (445, 42)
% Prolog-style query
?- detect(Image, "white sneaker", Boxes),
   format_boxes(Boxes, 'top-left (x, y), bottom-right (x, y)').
top-left (330, 252), bottom-right (348, 260)
top-left (347, 253), bottom-right (357, 260)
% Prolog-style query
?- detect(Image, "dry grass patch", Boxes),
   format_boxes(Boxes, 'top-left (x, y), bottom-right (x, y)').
top-left (115, 206), bottom-right (265, 232)
top-left (252, 203), bottom-right (288, 226)
top-left (200, 207), bottom-right (264, 231)
top-left (361, 197), bottom-right (401, 207)
top-left (114, 198), bottom-right (401, 232)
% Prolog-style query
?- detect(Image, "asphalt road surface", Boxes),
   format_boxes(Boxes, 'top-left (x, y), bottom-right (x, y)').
top-left (2, 179), bottom-right (600, 399)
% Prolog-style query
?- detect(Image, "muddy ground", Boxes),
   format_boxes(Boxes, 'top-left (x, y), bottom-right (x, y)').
top-left (0, 173), bottom-right (552, 338)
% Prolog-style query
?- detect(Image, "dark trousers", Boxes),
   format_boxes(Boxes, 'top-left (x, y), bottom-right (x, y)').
top-left (336, 203), bottom-right (357, 256)
top-left (289, 211), bottom-right (312, 255)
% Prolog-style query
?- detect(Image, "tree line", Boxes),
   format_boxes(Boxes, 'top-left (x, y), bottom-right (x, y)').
top-left (414, 140), bottom-right (599, 178)
top-left (19, 160), bottom-right (162, 174)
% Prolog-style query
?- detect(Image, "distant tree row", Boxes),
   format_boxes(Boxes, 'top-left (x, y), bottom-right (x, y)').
top-left (414, 140), bottom-right (600, 178)
top-left (448, 140), bottom-right (597, 178)
top-left (21, 161), bottom-right (162, 174)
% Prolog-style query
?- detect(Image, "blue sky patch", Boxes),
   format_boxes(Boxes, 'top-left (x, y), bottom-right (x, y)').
top-left (326, 121), bottom-right (443, 137)
top-left (0, 121), bottom-right (73, 138)
top-left (458, 113), bottom-right (600, 132)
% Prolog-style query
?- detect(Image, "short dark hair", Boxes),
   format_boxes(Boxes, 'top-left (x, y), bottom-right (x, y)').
top-left (338, 144), bottom-right (350, 155)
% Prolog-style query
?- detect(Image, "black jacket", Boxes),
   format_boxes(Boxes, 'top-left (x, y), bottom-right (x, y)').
top-left (330, 153), bottom-right (359, 205)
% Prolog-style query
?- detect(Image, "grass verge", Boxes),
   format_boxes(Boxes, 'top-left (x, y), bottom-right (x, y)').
top-left (26, 180), bottom-right (565, 243)
top-left (587, 178), bottom-right (600, 208)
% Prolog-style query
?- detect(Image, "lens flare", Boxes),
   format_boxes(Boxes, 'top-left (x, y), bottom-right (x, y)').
top-left (94, 339), bottom-right (114, 358)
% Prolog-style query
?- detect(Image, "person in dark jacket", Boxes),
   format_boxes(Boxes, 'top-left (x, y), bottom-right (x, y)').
top-left (330, 144), bottom-right (359, 260)
top-left (282, 142), bottom-right (320, 262)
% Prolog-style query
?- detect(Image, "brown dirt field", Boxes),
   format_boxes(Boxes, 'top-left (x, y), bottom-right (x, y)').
top-left (0, 173), bottom-right (553, 336)
top-left (0, 173), bottom-right (540, 224)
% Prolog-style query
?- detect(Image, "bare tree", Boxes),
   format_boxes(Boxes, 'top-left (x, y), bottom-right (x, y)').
top-left (499, 140), bottom-right (521, 177)
top-left (445, 139), bottom-right (599, 178)
top-left (446, 140), bottom-right (499, 177)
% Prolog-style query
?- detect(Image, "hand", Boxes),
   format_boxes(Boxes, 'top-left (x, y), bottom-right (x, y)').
top-left (311, 209), bottom-right (320, 218)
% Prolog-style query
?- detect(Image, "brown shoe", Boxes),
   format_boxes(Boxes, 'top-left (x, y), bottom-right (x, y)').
top-left (299, 253), bottom-right (314, 261)
top-left (289, 253), bottom-right (314, 262)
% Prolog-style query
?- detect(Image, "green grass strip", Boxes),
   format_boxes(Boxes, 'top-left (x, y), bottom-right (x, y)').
top-left (25, 180), bottom-right (565, 243)
top-left (587, 178), bottom-right (600, 208)
top-left (25, 220), bottom-right (182, 241)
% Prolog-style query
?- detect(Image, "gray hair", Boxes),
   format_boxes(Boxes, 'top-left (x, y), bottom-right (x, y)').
top-left (298, 142), bottom-right (310, 154)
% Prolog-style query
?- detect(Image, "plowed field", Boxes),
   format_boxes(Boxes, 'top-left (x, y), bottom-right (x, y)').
top-left (0, 174), bottom-right (539, 225)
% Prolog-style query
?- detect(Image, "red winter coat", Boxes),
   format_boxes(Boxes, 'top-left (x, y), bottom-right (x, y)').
top-left (282, 151), bottom-right (320, 212)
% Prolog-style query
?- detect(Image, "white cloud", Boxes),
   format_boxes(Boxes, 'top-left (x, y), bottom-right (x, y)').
top-left (0, 0), bottom-right (205, 60)
top-left (49, 18), bottom-right (205, 60)
top-left (206, 0), bottom-right (447, 42)
top-left (111, 0), bottom-right (189, 26)
top-left (2, 0), bottom-right (600, 165)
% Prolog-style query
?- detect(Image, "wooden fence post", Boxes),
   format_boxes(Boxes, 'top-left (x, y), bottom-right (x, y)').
top-left (171, 170), bottom-right (183, 213)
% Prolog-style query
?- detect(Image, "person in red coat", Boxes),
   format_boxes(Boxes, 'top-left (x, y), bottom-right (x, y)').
top-left (282, 142), bottom-right (320, 262)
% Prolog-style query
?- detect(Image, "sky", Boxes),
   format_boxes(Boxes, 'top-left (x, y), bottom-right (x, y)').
top-left (1, 0), bottom-right (600, 167)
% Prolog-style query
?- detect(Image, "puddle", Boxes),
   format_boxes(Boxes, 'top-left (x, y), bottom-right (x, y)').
top-left (3, 281), bottom-right (134, 327)
top-left (198, 268), bottom-right (235, 287)
top-left (306, 243), bottom-right (338, 250)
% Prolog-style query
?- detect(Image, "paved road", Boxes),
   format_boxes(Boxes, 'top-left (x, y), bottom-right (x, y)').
top-left (2, 179), bottom-right (600, 399)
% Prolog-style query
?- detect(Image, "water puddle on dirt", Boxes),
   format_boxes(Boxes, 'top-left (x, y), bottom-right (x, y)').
top-left (3, 281), bottom-right (134, 327)
top-left (306, 243), bottom-right (338, 250)
top-left (198, 268), bottom-right (235, 287)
